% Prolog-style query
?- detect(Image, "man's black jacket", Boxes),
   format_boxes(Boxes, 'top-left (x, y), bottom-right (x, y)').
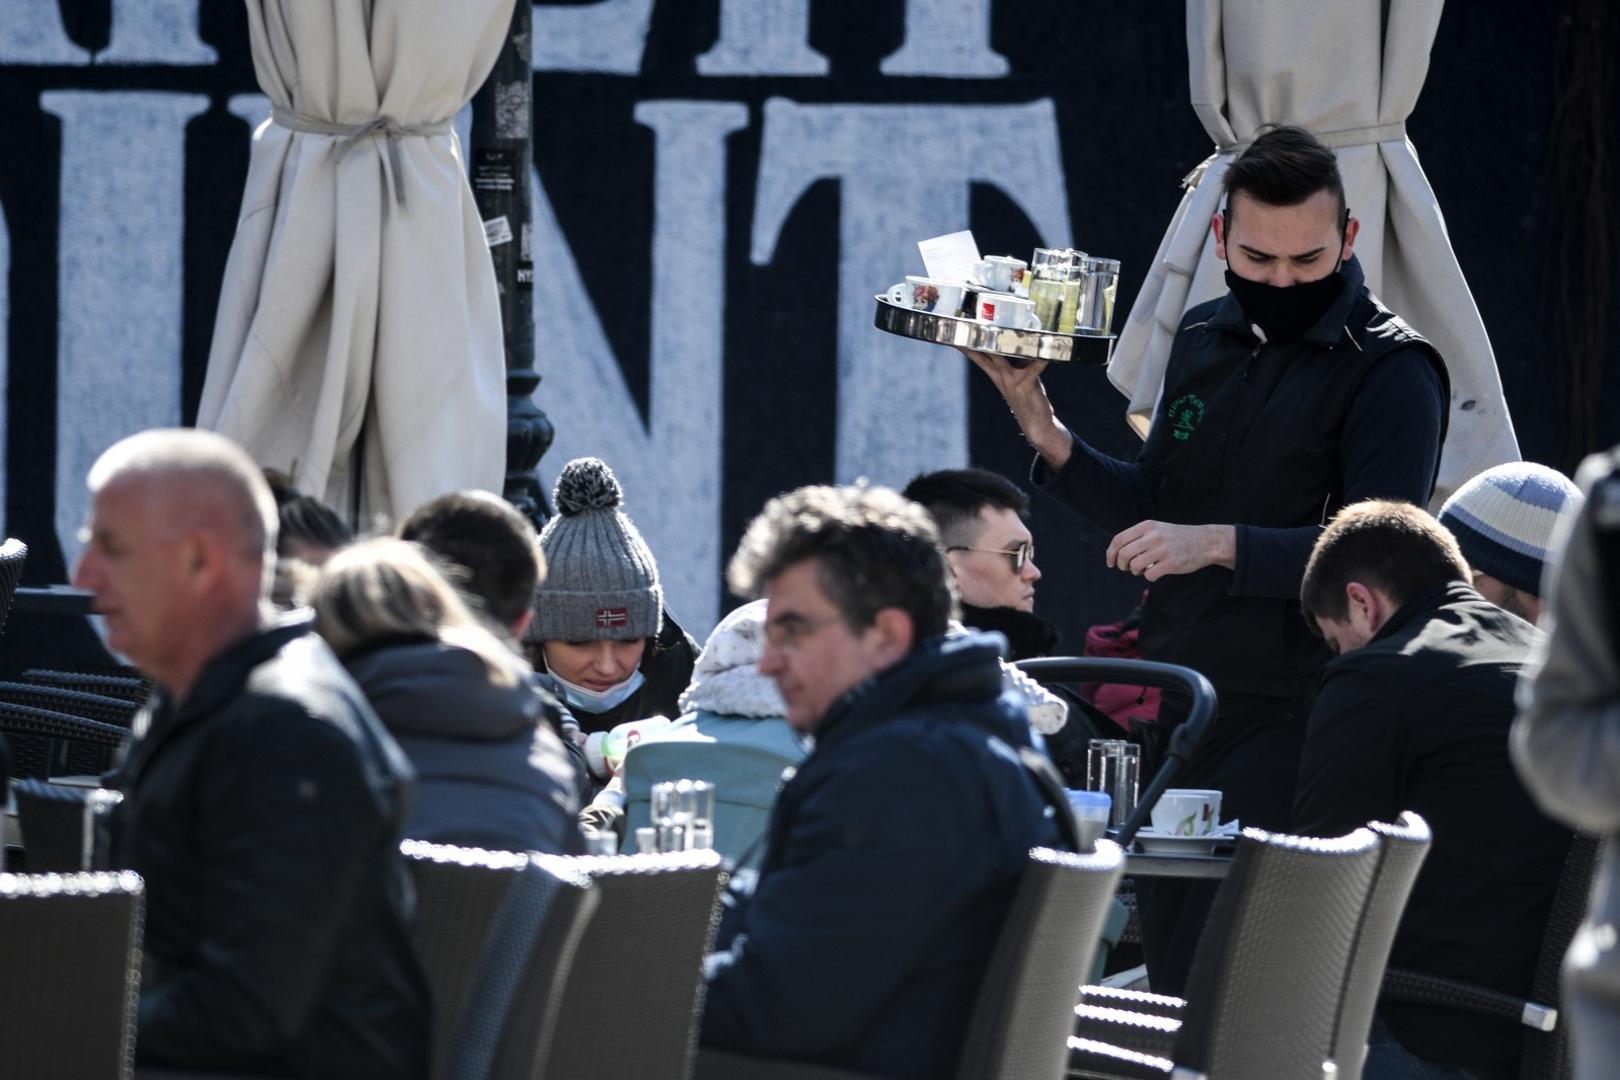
top-left (701, 632), bottom-right (1066, 1079)
top-left (109, 616), bottom-right (429, 1080)
top-left (1294, 582), bottom-right (1572, 1075)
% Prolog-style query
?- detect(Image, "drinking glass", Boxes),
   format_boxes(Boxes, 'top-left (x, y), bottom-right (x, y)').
top-left (651, 780), bottom-right (684, 851)
top-left (1027, 248), bottom-right (1071, 331)
top-left (1056, 250), bottom-right (1090, 333)
top-left (652, 779), bottom-right (717, 851)
top-left (683, 779), bottom-right (716, 852)
top-left (1073, 256), bottom-right (1121, 334)
top-left (1086, 739), bottom-right (1140, 828)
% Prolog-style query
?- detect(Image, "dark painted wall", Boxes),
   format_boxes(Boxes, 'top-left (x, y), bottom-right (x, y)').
top-left (0, 1), bottom-right (1614, 673)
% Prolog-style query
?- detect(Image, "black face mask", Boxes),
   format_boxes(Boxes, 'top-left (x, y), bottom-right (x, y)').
top-left (1223, 267), bottom-right (1344, 343)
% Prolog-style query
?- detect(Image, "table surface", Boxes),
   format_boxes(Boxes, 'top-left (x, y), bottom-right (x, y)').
top-left (13, 585), bottom-right (95, 616)
top-left (5, 777), bottom-right (1238, 880)
top-left (1123, 850), bottom-right (1234, 880)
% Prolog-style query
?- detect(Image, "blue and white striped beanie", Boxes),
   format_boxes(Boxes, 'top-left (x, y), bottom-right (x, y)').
top-left (1438, 463), bottom-right (1584, 598)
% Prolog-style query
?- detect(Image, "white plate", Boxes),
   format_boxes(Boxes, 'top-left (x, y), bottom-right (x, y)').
top-left (1133, 824), bottom-right (1241, 856)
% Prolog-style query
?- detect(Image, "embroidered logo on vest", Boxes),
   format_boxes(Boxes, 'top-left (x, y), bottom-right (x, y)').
top-left (1169, 394), bottom-right (1205, 441)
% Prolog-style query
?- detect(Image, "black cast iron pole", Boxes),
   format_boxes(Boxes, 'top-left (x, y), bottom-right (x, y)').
top-left (470, 0), bottom-right (553, 525)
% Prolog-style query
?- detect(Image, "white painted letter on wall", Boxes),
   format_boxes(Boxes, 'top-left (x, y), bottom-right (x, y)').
top-left (750, 98), bottom-right (1072, 486)
top-left (533, 101), bottom-right (748, 634)
top-left (41, 90), bottom-right (209, 564)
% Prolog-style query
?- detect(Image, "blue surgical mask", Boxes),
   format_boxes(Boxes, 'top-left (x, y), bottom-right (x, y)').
top-left (551, 667), bottom-right (646, 714)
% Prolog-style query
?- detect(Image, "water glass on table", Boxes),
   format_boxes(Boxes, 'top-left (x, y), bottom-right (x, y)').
top-left (650, 779), bottom-right (716, 852)
top-left (1086, 738), bottom-right (1139, 828)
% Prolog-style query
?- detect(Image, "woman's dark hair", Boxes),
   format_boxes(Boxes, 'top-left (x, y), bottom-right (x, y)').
top-left (1223, 124), bottom-right (1347, 232)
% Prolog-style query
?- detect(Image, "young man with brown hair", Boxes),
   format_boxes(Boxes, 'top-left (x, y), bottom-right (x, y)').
top-left (1295, 499), bottom-right (1569, 1080)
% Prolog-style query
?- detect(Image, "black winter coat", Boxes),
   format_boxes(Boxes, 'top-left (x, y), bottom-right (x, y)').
top-left (1294, 582), bottom-right (1572, 1074)
top-left (700, 632), bottom-right (1066, 1079)
top-left (108, 617), bottom-right (429, 1080)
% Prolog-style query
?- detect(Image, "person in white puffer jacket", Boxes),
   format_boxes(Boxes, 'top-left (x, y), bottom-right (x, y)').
top-left (580, 600), bottom-right (807, 867)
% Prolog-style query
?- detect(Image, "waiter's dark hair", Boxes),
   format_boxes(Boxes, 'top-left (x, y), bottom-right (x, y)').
top-left (1223, 124), bottom-right (1347, 232)
top-left (1300, 500), bottom-right (1470, 633)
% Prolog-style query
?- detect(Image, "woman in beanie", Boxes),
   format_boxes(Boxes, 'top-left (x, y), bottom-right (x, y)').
top-left (523, 457), bottom-right (699, 746)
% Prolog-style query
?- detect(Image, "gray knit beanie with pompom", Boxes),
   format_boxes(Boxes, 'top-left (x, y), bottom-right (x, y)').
top-left (527, 457), bottom-right (664, 643)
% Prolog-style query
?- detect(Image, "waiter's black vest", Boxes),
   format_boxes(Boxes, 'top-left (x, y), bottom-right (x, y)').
top-left (1142, 266), bottom-right (1449, 706)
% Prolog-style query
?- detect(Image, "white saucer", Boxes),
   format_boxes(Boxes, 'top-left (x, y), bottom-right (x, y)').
top-left (1134, 822), bottom-right (1241, 856)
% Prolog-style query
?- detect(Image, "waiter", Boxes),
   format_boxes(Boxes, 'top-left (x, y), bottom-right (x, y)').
top-left (967, 125), bottom-right (1448, 993)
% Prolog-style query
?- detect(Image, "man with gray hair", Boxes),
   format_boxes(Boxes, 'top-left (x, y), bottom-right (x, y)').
top-left (77, 428), bottom-right (428, 1079)
top-left (699, 483), bottom-right (1069, 1078)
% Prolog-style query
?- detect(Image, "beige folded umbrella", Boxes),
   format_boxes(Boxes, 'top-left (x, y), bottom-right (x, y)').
top-left (1111, 0), bottom-right (1518, 504)
top-left (198, 0), bottom-right (514, 520)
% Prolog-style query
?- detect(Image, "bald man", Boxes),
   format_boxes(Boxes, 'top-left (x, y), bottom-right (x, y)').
top-left (77, 429), bottom-right (428, 1080)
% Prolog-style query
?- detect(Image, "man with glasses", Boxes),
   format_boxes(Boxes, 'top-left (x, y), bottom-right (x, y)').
top-left (903, 468), bottom-right (1041, 618)
top-left (700, 483), bottom-right (1068, 1079)
top-left (905, 467), bottom-right (1103, 783)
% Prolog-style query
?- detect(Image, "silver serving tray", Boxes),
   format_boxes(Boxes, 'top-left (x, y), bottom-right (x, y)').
top-left (873, 295), bottom-right (1114, 365)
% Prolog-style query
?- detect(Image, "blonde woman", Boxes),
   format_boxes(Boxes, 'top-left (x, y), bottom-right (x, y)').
top-left (311, 538), bottom-right (583, 854)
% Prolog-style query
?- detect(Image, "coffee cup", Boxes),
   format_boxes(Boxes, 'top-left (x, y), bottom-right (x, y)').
top-left (1149, 788), bottom-right (1222, 837)
top-left (977, 292), bottom-right (1041, 330)
top-left (974, 255), bottom-right (1028, 294)
top-left (887, 276), bottom-right (966, 316)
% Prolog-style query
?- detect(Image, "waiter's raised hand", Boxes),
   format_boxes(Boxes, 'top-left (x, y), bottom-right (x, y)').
top-left (958, 348), bottom-right (1071, 469)
top-left (1107, 520), bottom-right (1237, 581)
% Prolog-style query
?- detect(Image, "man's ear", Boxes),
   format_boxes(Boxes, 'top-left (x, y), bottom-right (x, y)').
top-left (1212, 210), bottom-right (1228, 262)
top-left (1343, 581), bottom-right (1387, 633)
top-left (179, 530), bottom-right (224, 593)
top-left (868, 607), bottom-right (916, 665)
top-left (1340, 214), bottom-right (1360, 264)
top-left (512, 608), bottom-right (534, 640)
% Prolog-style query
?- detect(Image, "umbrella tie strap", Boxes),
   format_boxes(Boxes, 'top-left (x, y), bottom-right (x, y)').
top-left (271, 106), bottom-right (453, 206)
top-left (1215, 120), bottom-right (1407, 157)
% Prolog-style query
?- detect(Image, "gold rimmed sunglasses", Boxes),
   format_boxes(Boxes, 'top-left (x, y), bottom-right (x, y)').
top-left (946, 540), bottom-right (1034, 573)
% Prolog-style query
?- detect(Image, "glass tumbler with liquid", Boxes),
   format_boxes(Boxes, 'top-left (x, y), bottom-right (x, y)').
top-left (1086, 738), bottom-right (1140, 828)
top-left (1026, 247), bottom-right (1071, 331)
